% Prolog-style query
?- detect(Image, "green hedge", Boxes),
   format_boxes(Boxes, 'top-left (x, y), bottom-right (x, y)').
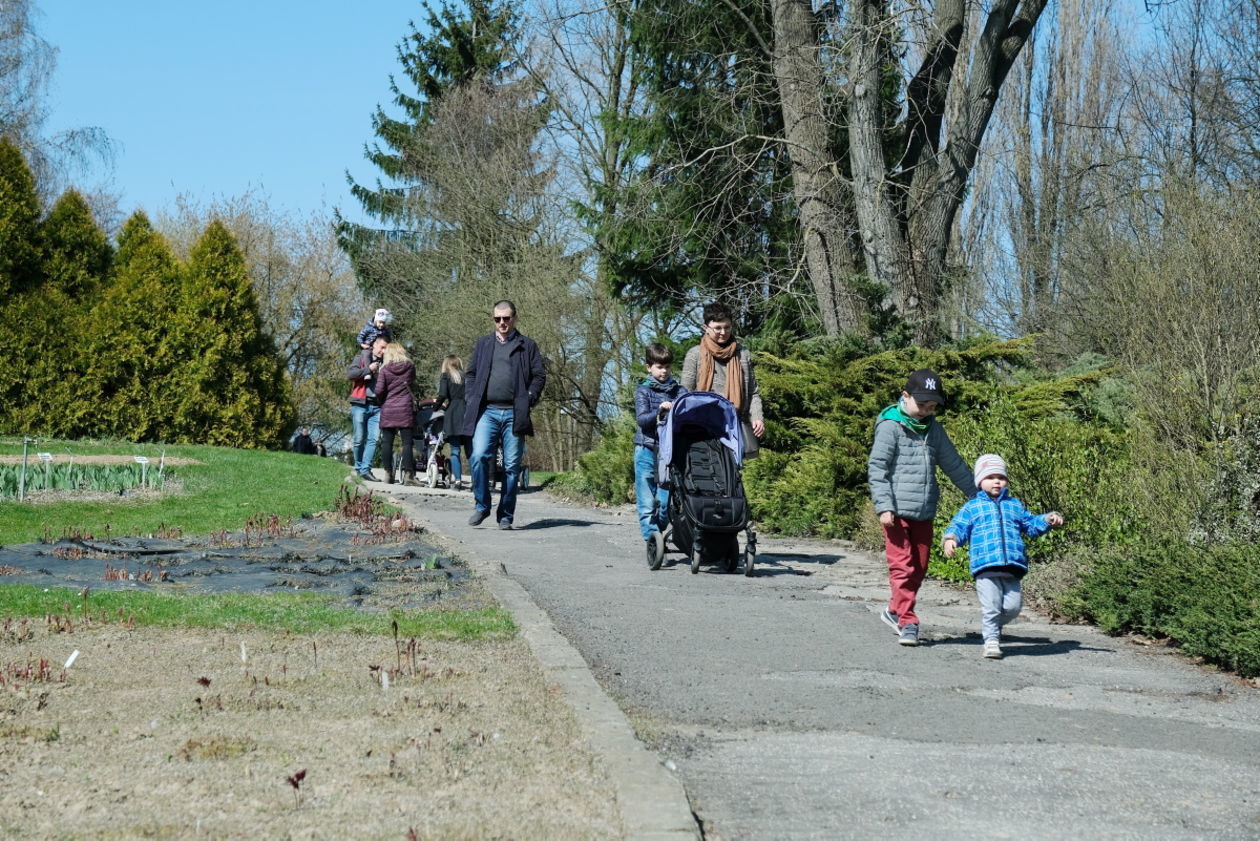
top-left (1063, 540), bottom-right (1260, 677)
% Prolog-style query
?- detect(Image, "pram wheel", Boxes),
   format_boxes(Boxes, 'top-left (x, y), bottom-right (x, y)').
top-left (689, 551), bottom-right (700, 574)
top-left (743, 531), bottom-right (757, 576)
top-left (647, 530), bottom-right (664, 571)
top-left (426, 462), bottom-right (438, 488)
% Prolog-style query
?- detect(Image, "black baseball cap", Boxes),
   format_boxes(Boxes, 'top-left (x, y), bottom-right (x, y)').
top-left (904, 369), bottom-right (946, 405)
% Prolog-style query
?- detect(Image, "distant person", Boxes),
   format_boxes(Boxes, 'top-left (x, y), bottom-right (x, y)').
top-left (943, 454), bottom-right (1064, 659)
top-left (348, 335), bottom-right (388, 481)
top-left (376, 342), bottom-right (418, 485)
top-left (867, 368), bottom-right (975, 647)
top-left (357, 308), bottom-right (394, 350)
top-left (436, 354), bottom-right (471, 491)
top-left (461, 300), bottom-right (545, 530)
top-left (634, 342), bottom-right (686, 565)
top-left (291, 427), bottom-right (316, 455)
top-left (314, 439), bottom-right (328, 458)
top-left (681, 302), bottom-right (764, 458)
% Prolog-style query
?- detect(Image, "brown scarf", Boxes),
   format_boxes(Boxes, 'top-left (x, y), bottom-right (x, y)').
top-left (697, 335), bottom-right (744, 411)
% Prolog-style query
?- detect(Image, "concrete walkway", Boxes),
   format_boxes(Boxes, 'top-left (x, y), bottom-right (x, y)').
top-left (380, 479), bottom-right (1260, 841)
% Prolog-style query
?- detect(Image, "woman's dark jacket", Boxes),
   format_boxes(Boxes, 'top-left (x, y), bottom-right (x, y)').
top-left (460, 331), bottom-right (546, 437)
top-left (436, 372), bottom-right (466, 438)
top-left (376, 360), bottom-right (416, 429)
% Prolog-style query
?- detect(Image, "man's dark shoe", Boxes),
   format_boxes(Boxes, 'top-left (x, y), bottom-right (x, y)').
top-left (498, 519), bottom-right (513, 530)
top-left (360, 471), bottom-right (380, 482)
top-left (468, 510), bottom-right (490, 526)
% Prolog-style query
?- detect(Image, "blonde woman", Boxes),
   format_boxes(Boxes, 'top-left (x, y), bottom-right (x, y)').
top-left (436, 354), bottom-right (470, 489)
top-left (375, 343), bottom-right (417, 484)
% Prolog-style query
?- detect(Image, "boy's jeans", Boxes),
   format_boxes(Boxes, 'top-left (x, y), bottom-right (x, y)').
top-left (882, 516), bottom-right (933, 627)
top-left (976, 571), bottom-right (1022, 642)
top-left (634, 445), bottom-right (669, 541)
top-left (350, 403), bottom-right (381, 475)
top-left (470, 407), bottom-right (523, 524)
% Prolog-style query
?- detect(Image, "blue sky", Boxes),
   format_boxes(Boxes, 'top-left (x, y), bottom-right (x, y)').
top-left (42, 1), bottom-right (423, 223)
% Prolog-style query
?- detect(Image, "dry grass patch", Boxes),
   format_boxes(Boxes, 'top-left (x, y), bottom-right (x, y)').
top-left (0, 625), bottom-right (619, 840)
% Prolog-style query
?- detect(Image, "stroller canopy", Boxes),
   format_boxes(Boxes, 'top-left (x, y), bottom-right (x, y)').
top-left (658, 391), bottom-right (744, 486)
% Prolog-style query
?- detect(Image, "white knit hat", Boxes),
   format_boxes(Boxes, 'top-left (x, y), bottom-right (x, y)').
top-left (374, 308), bottom-right (392, 324)
top-left (973, 453), bottom-right (1008, 486)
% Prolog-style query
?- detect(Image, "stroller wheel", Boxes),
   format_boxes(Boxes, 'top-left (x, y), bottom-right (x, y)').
top-left (426, 462), bottom-right (438, 488)
top-left (648, 530), bottom-right (665, 571)
top-left (743, 531), bottom-right (757, 577)
top-left (689, 551), bottom-right (700, 574)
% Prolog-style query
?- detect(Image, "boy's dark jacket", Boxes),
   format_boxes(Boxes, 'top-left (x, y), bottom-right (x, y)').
top-left (634, 377), bottom-right (686, 450)
top-left (460, 331), bottom-right (546, 437)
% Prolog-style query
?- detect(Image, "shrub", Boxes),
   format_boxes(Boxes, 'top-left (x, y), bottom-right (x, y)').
top-left (1062, 539), bottom-right (1260, 678)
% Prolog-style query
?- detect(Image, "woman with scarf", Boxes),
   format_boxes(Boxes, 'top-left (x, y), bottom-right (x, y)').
top-left (680, 302), bottom-right (765, 457)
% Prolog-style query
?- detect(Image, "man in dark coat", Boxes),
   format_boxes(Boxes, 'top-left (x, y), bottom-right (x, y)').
top-left (461, 300), bottom-right (545, 529)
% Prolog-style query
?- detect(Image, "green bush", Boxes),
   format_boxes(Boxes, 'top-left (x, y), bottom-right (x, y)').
top-left (548, 412), bottom-right (636, 505)
top-left (1062, 539), bottom-right (1260, 677)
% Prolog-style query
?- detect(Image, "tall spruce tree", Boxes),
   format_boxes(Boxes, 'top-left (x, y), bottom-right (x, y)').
top-left (172, 220), bottom-right (292, 449)
top-left (338, 0), bottom-right (551, 301)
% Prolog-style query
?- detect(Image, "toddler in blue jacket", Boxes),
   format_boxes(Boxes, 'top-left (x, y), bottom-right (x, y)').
top-left (942, 454), bottom-right (1064, 659)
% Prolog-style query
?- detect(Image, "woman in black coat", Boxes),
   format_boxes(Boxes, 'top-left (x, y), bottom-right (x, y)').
top-left (436, 354), bottom-right (470, 490)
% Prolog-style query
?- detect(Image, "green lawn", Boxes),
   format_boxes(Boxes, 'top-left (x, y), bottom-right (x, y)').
top-left (0, 584), bottom-right (514, 639)
top-left (0, 438), bottom-right (354, 544)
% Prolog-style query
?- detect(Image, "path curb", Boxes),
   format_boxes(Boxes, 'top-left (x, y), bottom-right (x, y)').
top-left (396, 492), bottom-right (700, 841)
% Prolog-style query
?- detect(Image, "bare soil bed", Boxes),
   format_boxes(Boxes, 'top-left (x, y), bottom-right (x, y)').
top-left (0, 621), bottom-right (620, 840)
top-left (0, 519), bottom-right (621, 839)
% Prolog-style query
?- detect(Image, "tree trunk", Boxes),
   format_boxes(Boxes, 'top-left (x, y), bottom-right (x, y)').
top-left (849, 0), bottom-right (1047, 344)
top-left (770, 0), bottom-right (864, 336)
top-left (848, 0), bottom-right (911, 313)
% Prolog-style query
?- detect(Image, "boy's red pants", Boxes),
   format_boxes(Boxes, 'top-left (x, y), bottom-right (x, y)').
top-left (883, 517), bottom-right (934, 627)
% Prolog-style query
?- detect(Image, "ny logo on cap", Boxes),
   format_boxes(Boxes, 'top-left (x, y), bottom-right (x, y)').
top-left (925, 378), bottom-right (937, 390)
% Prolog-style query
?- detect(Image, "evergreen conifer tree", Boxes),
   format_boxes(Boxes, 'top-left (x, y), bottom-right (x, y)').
top-left (172, 220), bottom-right (292, 449)
top-left (0, 137), bottom-right (40, 296)
top-left (40, 189), bottom-right (112, 299)
top-left (78, 212), bottom-right (184, 440)
top-left (0, 139), bottom-right (43, 432)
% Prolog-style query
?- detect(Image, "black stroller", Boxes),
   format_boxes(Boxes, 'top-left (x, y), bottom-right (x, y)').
top-left (649, 391), bottom-right (756, 575)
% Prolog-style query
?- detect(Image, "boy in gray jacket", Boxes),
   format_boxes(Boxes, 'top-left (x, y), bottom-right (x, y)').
top-left (867, 369), bottom-right (975, 646)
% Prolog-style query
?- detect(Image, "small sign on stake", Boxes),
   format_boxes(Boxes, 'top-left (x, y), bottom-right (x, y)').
top-left (37, 452), bottom-right (53, 462)
top-left (134, 455), bottom-right (149, 487)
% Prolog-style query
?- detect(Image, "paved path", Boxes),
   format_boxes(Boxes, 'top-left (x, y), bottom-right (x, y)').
top-left (384, 481), bottom-right (1260, 841)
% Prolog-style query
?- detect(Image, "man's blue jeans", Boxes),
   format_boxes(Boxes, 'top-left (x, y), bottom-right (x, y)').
top-left (350, 403), bottom-right (381, 475)
top-left (471, 407), bottom-right (523, 523)
top-left (634, 444), bottom-right (669, 541)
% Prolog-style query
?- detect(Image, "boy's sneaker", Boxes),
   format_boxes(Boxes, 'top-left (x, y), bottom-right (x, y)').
top-left (879, 608), bottom-right (899, 633)
top-left (898, 624), bottom-right (919, 646)
top-left (983, 640), bottom-right (1003, 659)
